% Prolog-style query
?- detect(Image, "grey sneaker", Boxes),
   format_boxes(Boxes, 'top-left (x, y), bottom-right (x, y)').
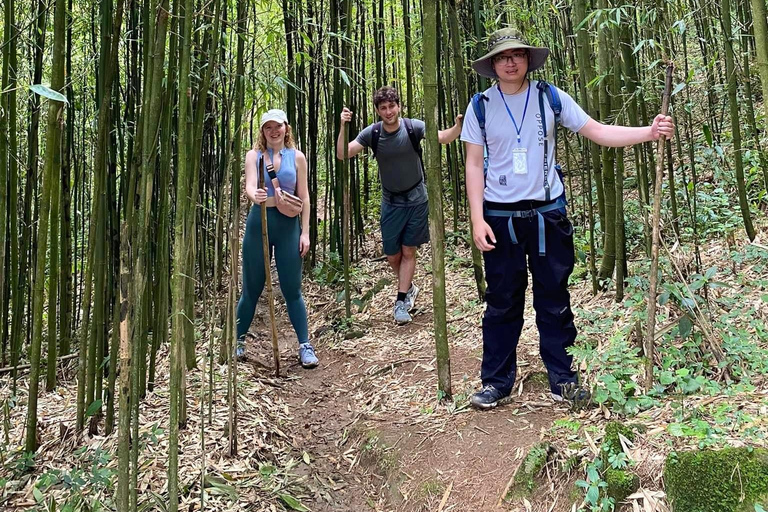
top-left (405, 283), bottom-right (420, 311)
top-left (298, 342), bottom-right (319, 369)
top-left (393, 300), bottom-right (412, 325)
top-left (236, 338), bottom-right (246, 361)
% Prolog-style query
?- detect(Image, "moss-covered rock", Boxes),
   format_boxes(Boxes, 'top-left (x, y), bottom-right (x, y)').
top-left (603, 421), bottom-right (635, 457)
top-left (604, 468), bottom-right (639, 504)
top-left (506, 442), bottom-right (551, 500)
top-left (664, 448), bottom-right (768, 512)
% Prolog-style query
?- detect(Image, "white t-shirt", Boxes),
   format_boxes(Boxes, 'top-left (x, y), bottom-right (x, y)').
top-left (460, 80), bottom-right (591, 203)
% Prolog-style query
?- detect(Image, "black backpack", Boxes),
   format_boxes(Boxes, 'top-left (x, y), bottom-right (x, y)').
top-left (371, 117), bottom-right (424, 195)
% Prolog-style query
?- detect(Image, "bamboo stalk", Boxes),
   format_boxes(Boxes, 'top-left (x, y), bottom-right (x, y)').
top-left (643, 64), bottom-right (674, 390)
top-left (0, 353), bottom-right (79, 375)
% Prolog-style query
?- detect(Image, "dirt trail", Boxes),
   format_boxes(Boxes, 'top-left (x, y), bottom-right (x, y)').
top-left (244, 255), bottom-right (570, 512)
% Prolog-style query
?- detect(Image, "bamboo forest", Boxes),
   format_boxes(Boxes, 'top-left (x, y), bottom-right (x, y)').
top-left (1, 0), bottom-right (768, 509)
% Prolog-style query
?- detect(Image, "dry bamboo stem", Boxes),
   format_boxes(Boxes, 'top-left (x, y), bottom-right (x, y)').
top-left (644, 63), bottom-right (674, 389)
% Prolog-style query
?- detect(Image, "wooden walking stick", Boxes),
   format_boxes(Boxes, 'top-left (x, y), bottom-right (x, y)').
top-left (342, 116), bottom-right (352, 319)
top-left (643, 63), bottom-right (674, 389)
top-left (259, 157), bottom-right (281, 377)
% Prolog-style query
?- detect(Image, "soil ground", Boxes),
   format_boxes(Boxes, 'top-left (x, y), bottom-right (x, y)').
top-left (242, 251), bottom-right (574, 512)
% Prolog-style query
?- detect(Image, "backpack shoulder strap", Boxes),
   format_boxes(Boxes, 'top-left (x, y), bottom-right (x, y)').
top-left (471, 93), bottom-right (489, 176)
top-left (402, 118), bottom-right (423, 159)
top-left (371, 122), bottom-right (382, 157)
top-left (471, 93), bottom-right (488, 142)
top-left (536, 81), bottom-right (563, 130)
top-left (546, 82), bottom-right (562, 128)
top-left (536, 80), bottom-right (565, 201)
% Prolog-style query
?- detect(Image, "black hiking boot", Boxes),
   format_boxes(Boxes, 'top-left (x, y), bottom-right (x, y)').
top-left (470, 385), bottom-right (511, 410)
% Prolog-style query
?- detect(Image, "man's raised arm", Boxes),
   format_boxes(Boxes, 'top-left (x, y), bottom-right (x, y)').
top-left (337, 107), bottom-right (366, 160)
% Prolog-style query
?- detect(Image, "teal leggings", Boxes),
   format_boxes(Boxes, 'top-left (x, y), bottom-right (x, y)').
top-left (236, 205), bottom-right (309, 344)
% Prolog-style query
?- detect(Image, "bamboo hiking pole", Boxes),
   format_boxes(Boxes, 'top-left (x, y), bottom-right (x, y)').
top-left (644, 64), bottom-right (674, 389)
top-left (342, 120), bottom-right (351, 318)
top-left (260, 161), bottom-right (281, 376)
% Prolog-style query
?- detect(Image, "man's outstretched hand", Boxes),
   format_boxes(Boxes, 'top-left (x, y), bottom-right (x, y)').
top-left (651, 114), bottom-right (674, 140)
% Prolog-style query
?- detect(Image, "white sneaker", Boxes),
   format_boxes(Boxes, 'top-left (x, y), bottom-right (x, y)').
top-left (405, 283), bottom-right (419, 311)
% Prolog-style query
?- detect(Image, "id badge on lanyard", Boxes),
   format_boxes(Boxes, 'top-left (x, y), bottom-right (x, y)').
top-left (498, 84), bottom-right (532, 177)
top-left (512, 147), bottom-right (528, 175)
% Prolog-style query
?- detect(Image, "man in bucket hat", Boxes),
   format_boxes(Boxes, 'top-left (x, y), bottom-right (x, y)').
top-left (461, 28), bottom-right (674, 409)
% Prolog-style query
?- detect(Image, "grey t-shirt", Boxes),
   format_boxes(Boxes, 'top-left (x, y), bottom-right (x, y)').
top-left (356, 118), bottom-right (428, 207)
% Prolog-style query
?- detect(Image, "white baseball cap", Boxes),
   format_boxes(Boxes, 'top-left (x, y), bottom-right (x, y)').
top-left (259, 109), bottom-right (288, 130)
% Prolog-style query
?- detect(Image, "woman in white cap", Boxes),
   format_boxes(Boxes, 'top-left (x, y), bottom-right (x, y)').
top-left (460, 28), bottom-right (674, 409)
top-left (236, 109), bottom-right (318, 368)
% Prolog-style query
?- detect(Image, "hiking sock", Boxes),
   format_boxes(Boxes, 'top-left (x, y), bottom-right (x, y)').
top-left (396, 291), bottom-right (407, 303)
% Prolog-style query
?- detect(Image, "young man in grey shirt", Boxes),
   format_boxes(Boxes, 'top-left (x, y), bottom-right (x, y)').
top-left (337, 86), bottom-right (462, 325)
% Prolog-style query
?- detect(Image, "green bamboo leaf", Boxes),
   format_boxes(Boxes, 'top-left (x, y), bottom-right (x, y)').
top-left (279, 494), bottom-right (309, 511)
top-left (33, 487), bottom-right (44, 503)
top-left (299, 31), bottom-right (314, 48)
top-left (574, 9), bottom-right (600, 31)
top-left (204, 475), bottom-right (238, 501)
top-left (29, 84), bottom-right (68, 103)
top-left (339, 69), bottom-right (351, 87)
top-left (671, 82), bottom-right (685, 97)
top-left (85, 400), bottom-right (103, 418)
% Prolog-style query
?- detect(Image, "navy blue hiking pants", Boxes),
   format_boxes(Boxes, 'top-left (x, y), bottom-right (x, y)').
top-left (481, 203), bottom-right (578, 395)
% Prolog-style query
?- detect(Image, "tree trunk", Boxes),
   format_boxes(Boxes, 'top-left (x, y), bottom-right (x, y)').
top-left (722, 0), bottom-right (756, 240)
top-left (25, 0), bottom-right (67, 455)
top-left (448, 0), bottom-right (485, 301)
top-left (596, 2), bottom-right (616, 285)
top-left (226, 0), bottom-right (248, 456)
top-left (741, 0), bottom-right (768, 195)
top-left (423, 0), bottom-right (452, 397)
top-left (402, 0), bottom-right (414, 113)
top-left (169, 0), bottom-right (194, 505)
top-left (573, 0), bottom-right (599, 293)
top-left (0, 0), bottom-right (14, 369)
top-left (46, 137), bottom-right (61, 392)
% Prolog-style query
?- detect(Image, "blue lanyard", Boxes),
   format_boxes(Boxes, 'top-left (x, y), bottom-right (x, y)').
top-left (498, 83), bottom-right (531, 144)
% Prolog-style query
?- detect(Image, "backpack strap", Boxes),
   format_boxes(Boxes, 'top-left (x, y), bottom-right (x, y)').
top-left (403, 118), bottom-right (426, 187)
top-left (471, 93), bottom-right (489, 176)
top-left (536, 81), bottom-right (564, 201)
top-left (371, 121), bottom-right (383, 157)
top-left (402, 118), bottom-right (423, 160)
